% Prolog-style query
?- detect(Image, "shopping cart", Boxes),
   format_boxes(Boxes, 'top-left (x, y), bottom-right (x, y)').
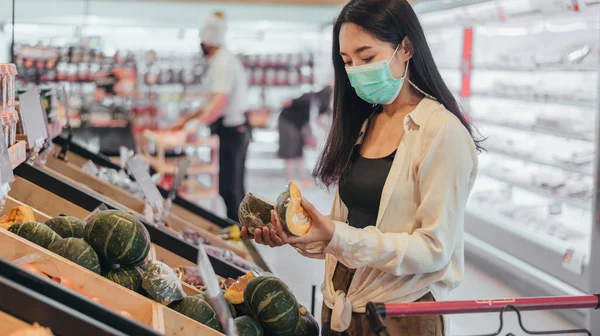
top-left (366, 294), bottom-right (600, 335)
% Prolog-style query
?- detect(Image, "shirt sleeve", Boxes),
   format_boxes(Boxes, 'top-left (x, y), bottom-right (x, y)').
top-left (323, 119), bottom-right (477, 276)
top-left (206, 52), bottom-right (234, 95)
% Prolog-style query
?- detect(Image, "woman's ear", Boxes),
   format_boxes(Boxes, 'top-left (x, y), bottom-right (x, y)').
top-left (401, 36), bottom-right (414, 60)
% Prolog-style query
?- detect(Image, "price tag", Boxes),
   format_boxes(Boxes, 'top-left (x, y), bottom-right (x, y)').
top-left (196, 244), bottom-right (237, 336)
top-left (0, 126), bottom-right (14, 199)
top-left (170, 159), bottom-right (190, 200)
top-left (19, 89), bottom-right (49, 147)
top-left (119, 146), bottom-right (129, 169)
top-left (562, 248), bottom-right (585, 275)
top-left (84, 203), bottom-right (109, 226)
top-left (60, 85), bottom-right (71, 129)
top-left (127, 155), bottom-right (163, 210)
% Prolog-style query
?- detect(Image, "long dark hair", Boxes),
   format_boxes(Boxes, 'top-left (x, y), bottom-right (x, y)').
top-left (313, 0), bottom-right (484, 188)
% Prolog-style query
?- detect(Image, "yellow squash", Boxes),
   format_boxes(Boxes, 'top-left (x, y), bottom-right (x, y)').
top-left (0, 206), bottom-right (36, 230)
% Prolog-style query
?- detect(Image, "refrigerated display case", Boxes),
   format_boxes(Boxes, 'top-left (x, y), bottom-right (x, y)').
top-left (417, 0), bottom-right (600, 328)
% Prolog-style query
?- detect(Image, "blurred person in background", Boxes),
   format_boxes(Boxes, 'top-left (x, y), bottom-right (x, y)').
top-left (243, 0), bottom-right (482, 335)
top-left (171, 11), bottom-right (250, 222)
top-left (277, 85), bottom-right (333, 187)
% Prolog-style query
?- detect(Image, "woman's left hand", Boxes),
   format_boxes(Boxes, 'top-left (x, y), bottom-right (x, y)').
top-left (271, 198), bottom-right (336, 246)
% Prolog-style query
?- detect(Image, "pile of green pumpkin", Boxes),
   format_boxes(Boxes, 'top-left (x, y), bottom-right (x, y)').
top-left (221, 272), bottom-right (319, 336)
top-left (6, 209), bottom-right (318, 335)
top-left (7, 210), bottom-right (151, 278)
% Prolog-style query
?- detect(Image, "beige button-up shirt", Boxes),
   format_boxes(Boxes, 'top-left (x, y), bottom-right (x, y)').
top-left (294, 98), bottom-right (479, 332)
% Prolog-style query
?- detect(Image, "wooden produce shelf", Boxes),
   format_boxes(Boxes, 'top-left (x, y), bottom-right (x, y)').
top-left (8, 141), bottom-right (26, 169)
top-left (49, 136), bottom-right (273, 273)
top-left (48, 146), bottom-right (221, 232)
top-left (0, 230), bottom-right (163, 332)
top-left (44, 154), bottom-right (249, 261)
top-left (8, 168), bottom-right (246, 279)
top-left (0, 203), bottom-right (224, 336)
top-left (142, 155), bottom-right (218, 176)
top-left (0, 310), bottom-right (33, 333)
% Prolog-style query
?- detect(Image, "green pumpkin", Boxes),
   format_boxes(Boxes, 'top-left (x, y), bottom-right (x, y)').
top-left (243, 276), bottom-right (299, 334)
top-left (48, 238), bottom-right (101, 274)
top-left (44, 216), bottom-right (85, 238)
top-left (142, 260), bottom-right (185, 303)
top-left (235, 315), bottom-right (264, 336)
top-left (238, 193), bottom-right (274, 234)
top-left (84, 210), bottom-right (150, 265)
top-left (8, 222), bottom-right (61, 248)
top-left (292, 306), bottom-right (319, 336)
top-left (104, 265), bottom-right (146, 294)
top-left (169, 295), bottom-right (220, 331)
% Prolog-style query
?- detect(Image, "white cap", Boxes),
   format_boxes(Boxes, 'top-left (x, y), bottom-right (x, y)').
top-left (200, 11), bottom-right (227, 47)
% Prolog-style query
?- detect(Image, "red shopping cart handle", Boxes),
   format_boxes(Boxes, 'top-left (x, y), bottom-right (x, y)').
top-left (369, 294), bottom-right (600, 318)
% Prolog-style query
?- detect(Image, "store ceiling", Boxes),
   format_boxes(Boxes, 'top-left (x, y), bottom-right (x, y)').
top-left (128, 0), bottom-right (348, 5)
top-left (128, 0), bottom-right (424, 6)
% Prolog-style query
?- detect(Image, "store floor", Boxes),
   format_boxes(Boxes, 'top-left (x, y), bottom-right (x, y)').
top-left (198, 130), bottom-right (577, 335)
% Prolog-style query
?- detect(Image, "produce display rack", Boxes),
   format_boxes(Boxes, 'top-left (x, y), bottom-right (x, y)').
top-left (13, 162), bottom-right (246, 279)
top-left (52, 134), bottom-right (272, 273)
top-left (0, 270), bottom-right (133, 336)
top-left (0, 197), bottom-right (224, 335)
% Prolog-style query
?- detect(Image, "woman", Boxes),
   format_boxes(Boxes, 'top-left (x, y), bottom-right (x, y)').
top-left (278, 86), bottom-right (333, 186)
top-left (242, 0), bottom-right (481, 335)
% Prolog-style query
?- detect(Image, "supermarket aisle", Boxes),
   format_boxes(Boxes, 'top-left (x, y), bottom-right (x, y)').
top-left (204, 129), bottom-right (577, 334)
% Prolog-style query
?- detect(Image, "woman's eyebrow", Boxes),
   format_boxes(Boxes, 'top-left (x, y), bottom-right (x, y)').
top-left (340, 46), bottom-right (373, 56)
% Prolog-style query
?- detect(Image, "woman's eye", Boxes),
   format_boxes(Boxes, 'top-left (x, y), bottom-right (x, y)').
top-left (344, 61), bottom-right (352, 66)
top-left (362, 56), bottom-right (374, 62)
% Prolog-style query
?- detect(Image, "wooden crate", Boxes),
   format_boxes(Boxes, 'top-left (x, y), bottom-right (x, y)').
top-left (0, 204), bottom-right (224, 336)
top-left (0, 310), bottom-right (35, 334)
top-left (0, 229), bottom-right (163, 331)
top-left (8, 141), bottom-right (27, 170)
top-left (43, 154), bottom-right (250, 260)
top-left (55, 148), bottom-right (220, 231)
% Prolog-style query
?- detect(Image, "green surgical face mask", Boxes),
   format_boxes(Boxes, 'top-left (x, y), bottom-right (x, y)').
top-left (346, 45), bottom-right (407, 105)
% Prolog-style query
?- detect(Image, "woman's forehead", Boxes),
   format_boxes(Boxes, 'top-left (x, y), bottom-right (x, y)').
top-left (339, 23), bottom-right (383, 54)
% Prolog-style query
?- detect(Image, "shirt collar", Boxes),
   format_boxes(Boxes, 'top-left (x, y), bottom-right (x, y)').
top-left (356, 98), bottom-right (438, 144)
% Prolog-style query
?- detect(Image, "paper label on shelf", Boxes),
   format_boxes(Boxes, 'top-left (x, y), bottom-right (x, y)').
top-left (127, 155), bottom-right (163, 211)
top-left (119, 146), bottom-right (130, 169)
top-left (60, 85), bottom-right (71, 129)
top-left (562, 248), bottom-right (585, 275)
top-left (0, 126), bottom-right (14, 189)
top-left (18, 89), bottom-right (49, 147)
top-left (170, 159), bottom-right (191, 198)
top-left (196, 243), bottom-right (237, 335)
top-left (84, 203), bottom-right (109, 226)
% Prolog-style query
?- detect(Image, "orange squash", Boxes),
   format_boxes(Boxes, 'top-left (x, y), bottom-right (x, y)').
top-left (224, 271), bottom-right (257, 305)
top-left (0, 206), bottom-right (36, 230)
top-left (275, 182), bottom-right (312, 236)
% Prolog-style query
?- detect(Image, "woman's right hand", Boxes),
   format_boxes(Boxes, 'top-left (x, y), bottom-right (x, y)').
top-left (240, 210), bottom-right (288, 248)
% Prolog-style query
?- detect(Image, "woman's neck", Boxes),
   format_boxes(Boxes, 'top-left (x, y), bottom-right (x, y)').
top-left (382, 83), bottom-right (423, 117)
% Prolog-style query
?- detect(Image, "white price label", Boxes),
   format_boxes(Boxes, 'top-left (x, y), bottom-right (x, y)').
top-left (0, 126), bottom-right (14, 188)
top-left (60, 85), bottom-right (71, 128)
top-left (127, 155), bottom-right (163, 210)
top-left (18, 89), bottom-right (49, 147)
top-left (84, 203), bottom-right (109, 226)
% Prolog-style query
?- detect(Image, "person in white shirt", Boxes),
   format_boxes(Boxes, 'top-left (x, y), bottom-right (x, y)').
top-left (242, 0), bottom-right (482, 335)
top-left (173, 11), bottom-right (250, 221)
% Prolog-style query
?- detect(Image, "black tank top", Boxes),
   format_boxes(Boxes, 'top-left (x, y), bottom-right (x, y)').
top-left (339, 146), bottom-right (396, 229)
